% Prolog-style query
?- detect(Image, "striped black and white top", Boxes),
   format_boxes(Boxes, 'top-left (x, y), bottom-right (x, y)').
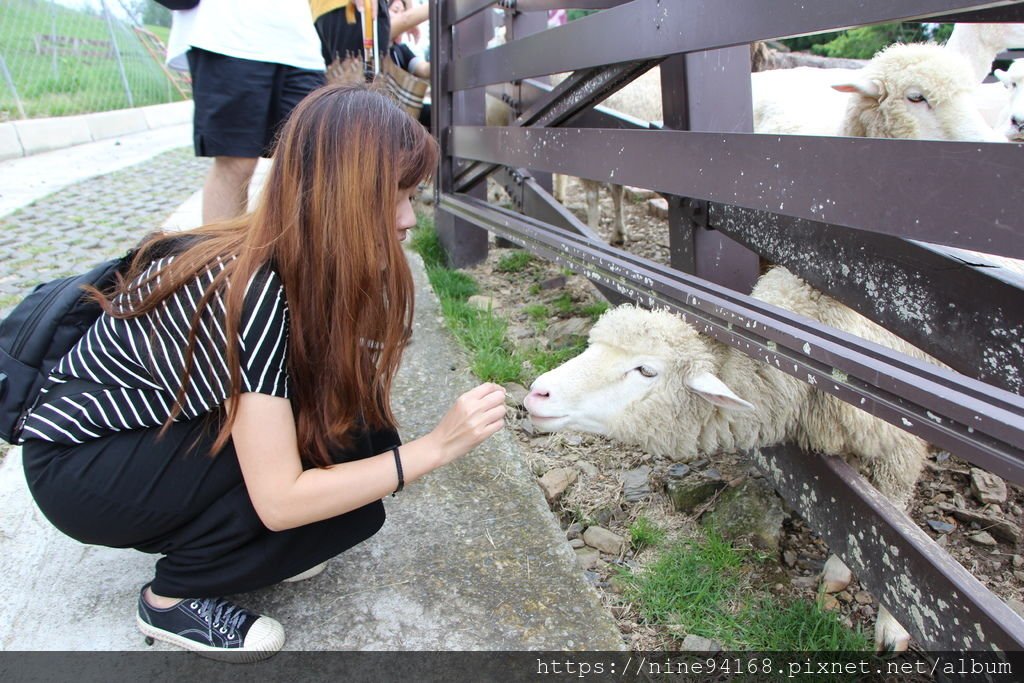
top-left (20, 256), bottom-right (290, 445)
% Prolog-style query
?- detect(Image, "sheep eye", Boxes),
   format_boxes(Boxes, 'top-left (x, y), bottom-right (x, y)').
top-left (907, 92), bottom-right (927, 104)
top-left (636, 365), bottom-right (658, 378)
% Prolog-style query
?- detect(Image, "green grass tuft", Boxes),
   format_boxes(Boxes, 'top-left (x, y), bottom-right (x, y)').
top-left (620, 530), bottom-right (871, 651)
top-left (629, 516), bottom-right (666, 552)
top-left (494, 251), bottom-right (534, 273)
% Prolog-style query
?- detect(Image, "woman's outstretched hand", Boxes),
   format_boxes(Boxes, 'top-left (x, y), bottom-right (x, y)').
top-left (428, 383), bottom-right (507, 465)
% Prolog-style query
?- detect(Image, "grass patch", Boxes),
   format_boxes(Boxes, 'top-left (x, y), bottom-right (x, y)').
top-left (629, 516), bottom-right (666, 552)
top-left (409, 218), bottom-right (524, 385)
top-left (1, 0), bottom-right (185, 118)
top-left (620, 530), bottom-right (871, 651)
top-left (494, 251), bottom-right (534, 273)
top-left (581, 301), bottom-right (609, 320)
top-left (551, 292), bottom-right (575, 315)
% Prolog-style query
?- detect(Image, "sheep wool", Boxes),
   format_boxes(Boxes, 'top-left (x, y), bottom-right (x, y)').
top-left (528, 266), bottom-right (934, 508)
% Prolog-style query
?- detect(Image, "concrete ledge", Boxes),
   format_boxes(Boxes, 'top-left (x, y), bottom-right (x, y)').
top-left (86, 108), bottom-right (149, 142)
top-left (4, 99), bottom-right (192, 159)
top-left (13, 115), bottom-right (93, 156)
top-left (0, 123), bottom-right (22, 162)
top-left (140, 100), bottom-right (193, 129)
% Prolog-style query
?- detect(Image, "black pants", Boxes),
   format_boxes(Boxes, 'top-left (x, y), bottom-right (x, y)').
top-left (22, 415), bottom-right (393, 598)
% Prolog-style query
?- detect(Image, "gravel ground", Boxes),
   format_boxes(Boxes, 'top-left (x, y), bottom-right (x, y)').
top-left (462, 177), bottom-right (1024, 650)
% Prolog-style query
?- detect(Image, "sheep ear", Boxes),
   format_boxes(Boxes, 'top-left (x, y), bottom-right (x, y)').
top-left (685, 372), bottom-right (755, 412)
top-left (832, 78), bottom-right (884, 100)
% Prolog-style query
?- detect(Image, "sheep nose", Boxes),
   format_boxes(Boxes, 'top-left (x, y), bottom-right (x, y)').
top-left (1013, 115), bottom-right (1024, 130)
top-left (527, 389), bottom-right (550, 401)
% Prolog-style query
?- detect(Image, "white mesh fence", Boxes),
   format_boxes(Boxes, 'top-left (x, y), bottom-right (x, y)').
top-left (0, 0), bottom-right (187, 120)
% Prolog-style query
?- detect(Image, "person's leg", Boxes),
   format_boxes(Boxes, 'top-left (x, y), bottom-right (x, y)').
top-left (186, 48), bottom-right (276, 222)
top-left (202, 157), bottom-right (259, 223)
top-left (262, 65), bottom-right (325, 156)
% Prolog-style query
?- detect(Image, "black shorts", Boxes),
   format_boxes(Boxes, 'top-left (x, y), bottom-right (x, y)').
top-left (186, 47), bottom-right (326, 158)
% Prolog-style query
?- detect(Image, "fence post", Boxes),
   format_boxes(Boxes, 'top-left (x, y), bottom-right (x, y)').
top-left (101, 0), bottom-right (134, 109)
top-left (662, 46), bottom-right (760, 293)
top-left (432, 0), bottom-right (488, 267)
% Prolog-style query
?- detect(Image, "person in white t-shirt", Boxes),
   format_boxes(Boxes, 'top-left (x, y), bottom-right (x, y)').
top-left (166, 0), bottom-right (326, 223)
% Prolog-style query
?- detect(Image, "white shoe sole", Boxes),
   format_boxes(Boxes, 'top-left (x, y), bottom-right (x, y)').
top-left (136, 614), bottom-right (285, 662)
top-left (282, 561), bottom-right (328, 583)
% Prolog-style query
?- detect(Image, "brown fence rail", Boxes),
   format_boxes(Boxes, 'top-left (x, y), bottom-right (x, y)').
top-left (429, 0), bottom-right (1024, 650)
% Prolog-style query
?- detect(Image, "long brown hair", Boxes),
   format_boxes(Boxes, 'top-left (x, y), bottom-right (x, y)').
top-left (100, 84), bottom-right (438, 466)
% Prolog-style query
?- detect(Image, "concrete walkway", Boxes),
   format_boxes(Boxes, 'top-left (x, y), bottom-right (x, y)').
top-left (0, 130), bottom-right (622, 651)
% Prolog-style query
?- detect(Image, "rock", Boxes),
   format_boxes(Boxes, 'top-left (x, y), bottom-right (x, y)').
top-left (1009, 599), bottom-right (1024, 620)
top-left (566, 522), bottom-right (583, 540)
top-left (1013, 555), bottom-right (1024, 569)
top-left (569, 538), bottom-right (586, 549)
top-left (467, 294), bottom-right (500, 312)
top-left (503, 382), bottom-right (529, 407)
top-left (927, 519), bottom-right (955, 534)
top-left (575, 459), bottom-right (599, 478)
top-left (625, 186), bottom-right (656, 200)
top-left (508, 324), bottom-right (534, 340)
top-left (563, 433), bottom-right (583, 447)
top-left (545, 317), bottom-right (590, 348)
top-left (574, 546), bottom-right (601, 570)
top-left (953, 492), bottom-right (967, 509)
top-left (647, 197), bottom-right (669, 219)
top-left (665, 469), bottom-right (727, 512)
top-left (936, 534), bottom-right (948, 548)
top-left (539, 275), bottom-right (567, 290)
top-left (971, 468), bottom-right (1008, 505)
top-left (538, 467), bottom-right (578, 503)
top-left (1016, 571), bottom-right (1024, 582)
top-left (583, 526), bottom-right (626, 555)
top-left (935, 451), bottom-right (951, 463)
top-left (836, 591), bottom-right (852, 603)
top-left (821, 595), bottom-right (840, 611)
top-left (783, 550), bottom-right (798, 568)
top-left (968, 531), bottom-right (998, 547)
top-left (854, 591), bottom-right (873, 605)
top-left (667, 463), bottom-right (691, 478)
top-left (701, 478), bottom-right (788, 553)
top-left (681, 634), bottom-right (721, 652)
top-left (519, 419), bottom-right (536, 436)
top-left (621, 466), bottom-right (652, 502)
top-left (792, 575), bottom-right (819, 590)
top-left (938, 503), bottom-right (1020, 543)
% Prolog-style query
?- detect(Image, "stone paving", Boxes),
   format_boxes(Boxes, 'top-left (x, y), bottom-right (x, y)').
top-left (0, 147), bottom-right (210, 315)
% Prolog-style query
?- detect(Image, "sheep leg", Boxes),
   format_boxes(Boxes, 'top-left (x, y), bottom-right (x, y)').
top-left (553, 174), bottom-right (568, 203)
top-left (821, 554), bottom-right (909, 652)
top-left (583, 179), bottom-right (601, 231)
top-left (875, 606), bottom-right (911, 653)
top-left (610, 183), bottom-right (626, 244)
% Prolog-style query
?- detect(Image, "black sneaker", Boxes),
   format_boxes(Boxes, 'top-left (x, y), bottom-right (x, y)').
top-left (136, 585), bottom-right (285, 662)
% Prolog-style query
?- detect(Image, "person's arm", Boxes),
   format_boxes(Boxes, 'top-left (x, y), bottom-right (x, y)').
top-left (390, 3), bottom-right (429, 38)
top-left (230, 383), bottom-right (506, 530)
top-left (409, 55), bottom-right (430, 79)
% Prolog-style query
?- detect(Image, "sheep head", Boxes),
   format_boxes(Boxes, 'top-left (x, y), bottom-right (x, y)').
top-left (832, 43), bottom-right (1003, 141)
top-left (994, 59), bottom-right (1024, 141)
top-left (524, 305), bottom-right (753, 458)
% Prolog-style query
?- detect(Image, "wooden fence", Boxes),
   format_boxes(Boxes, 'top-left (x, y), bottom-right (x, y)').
top-left (429, 0), bottom-right (1024, 651)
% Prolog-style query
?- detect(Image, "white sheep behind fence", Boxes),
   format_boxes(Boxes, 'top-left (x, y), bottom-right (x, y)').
top-left (753, 42), bottom-right (1003, 141)
top-left (523, 266), bottom-right (949, 652)
top-left (994, 59), bottom-right (1024, 140)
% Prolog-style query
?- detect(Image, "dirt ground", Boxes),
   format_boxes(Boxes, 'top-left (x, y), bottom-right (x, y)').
top-left (451, 178), bottom-right (1024, 650)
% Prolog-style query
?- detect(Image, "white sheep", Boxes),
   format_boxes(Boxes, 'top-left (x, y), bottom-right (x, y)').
top-left (753, 42), bottom-right (1004, 141)
top-left (944, 22), bottom-right (1024, 84)
top-left (994, 59), bottom-right (1024, 140)
top-left (524, 266), bottom-right (940, 652)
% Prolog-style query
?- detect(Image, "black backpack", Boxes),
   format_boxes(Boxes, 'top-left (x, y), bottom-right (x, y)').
top-left (0, 253), bottom-right (132, 444)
